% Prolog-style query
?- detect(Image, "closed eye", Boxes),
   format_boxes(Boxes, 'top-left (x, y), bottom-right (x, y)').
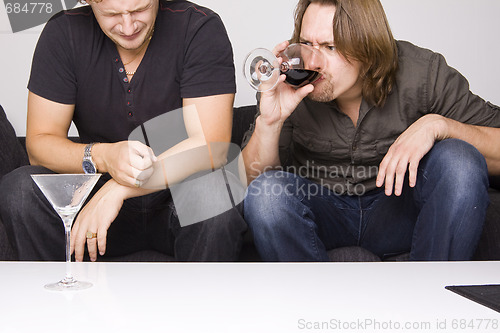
top-left (299, 40), bottom-right (336, 52)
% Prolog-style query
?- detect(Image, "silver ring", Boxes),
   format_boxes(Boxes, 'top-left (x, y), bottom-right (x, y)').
top-left (134, 179), bottom-right (141, 188)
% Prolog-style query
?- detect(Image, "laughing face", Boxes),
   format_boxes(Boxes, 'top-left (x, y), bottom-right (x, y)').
top-left (90, 0), bottom-right (158, 52)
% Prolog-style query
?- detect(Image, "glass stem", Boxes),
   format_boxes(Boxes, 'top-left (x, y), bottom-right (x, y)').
top-left (63, 220), bottom-right (73, 281)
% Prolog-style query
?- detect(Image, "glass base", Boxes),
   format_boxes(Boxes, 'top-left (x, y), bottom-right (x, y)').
top-left (243, 48), bottom-right (280, 92)
top-left (44, 277), bottom-right (92, 291)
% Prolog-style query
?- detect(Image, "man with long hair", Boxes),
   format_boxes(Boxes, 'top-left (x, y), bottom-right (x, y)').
top-left (242, 0), bottom-right (500, 261)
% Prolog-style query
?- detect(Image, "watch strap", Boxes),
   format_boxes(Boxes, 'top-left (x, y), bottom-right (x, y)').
top-left (84, 143), bottom-right (95, 159)
top-left (83, 143), bottom-right (97, 173)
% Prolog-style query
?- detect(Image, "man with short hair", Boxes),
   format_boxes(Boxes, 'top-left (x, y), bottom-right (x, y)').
top-left (0, 0), bottom-right (246, 261)
top-left (242, 0), bottom-right (500, 261)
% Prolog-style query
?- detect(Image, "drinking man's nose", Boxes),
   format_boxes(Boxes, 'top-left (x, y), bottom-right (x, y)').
top-left (304, 50), bottom-right (323, 72)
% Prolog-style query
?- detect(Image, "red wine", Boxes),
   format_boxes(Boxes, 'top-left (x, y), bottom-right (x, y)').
top-left (282, 69), bottom-right (320, 87)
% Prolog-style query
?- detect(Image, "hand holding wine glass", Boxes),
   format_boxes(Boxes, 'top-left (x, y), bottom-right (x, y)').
top-left (244, 41), bottom-right (325, 92)
top-left (244, 41), bottom-right (322, 125)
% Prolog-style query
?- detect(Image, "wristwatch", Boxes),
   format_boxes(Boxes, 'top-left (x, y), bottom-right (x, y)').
top-left (82, 143), bottom-right (97, 174)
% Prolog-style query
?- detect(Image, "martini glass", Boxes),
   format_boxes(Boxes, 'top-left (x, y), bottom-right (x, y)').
top-left (243, 43), bottom-right (326, 92)
top-left (31, 173), bottom-right (101, 291)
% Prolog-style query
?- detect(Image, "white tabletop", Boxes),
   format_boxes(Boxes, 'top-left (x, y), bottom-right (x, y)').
top-left (0, 261), bottom-right (499, 333)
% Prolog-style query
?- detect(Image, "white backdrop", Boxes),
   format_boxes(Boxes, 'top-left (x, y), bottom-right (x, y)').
top-left (1, 0), bottom-right (499, 135)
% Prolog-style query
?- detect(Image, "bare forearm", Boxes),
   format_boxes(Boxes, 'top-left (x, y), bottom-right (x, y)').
top-left (27, 134), bottom-right (86, 173)
top-left (141, 137), bottom-right (225, 190)
top-left (93, 141), bottom-right (218, 202)
top-left (442, 117), bottom-right (500, 174)
top-left (241, 115), bottom-right (283, 183)
top-left (239, 62), bottom-right (314, 184)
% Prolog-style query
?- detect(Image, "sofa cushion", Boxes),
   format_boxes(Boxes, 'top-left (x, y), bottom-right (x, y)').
top-left (473, 189), bottom-right (500, 260)
top-left (231, 105), bottom-right (257, 147)
top-left (490, 176), bottom-right (500, 191)
top-left (0, 105), bottom-right (28, 180)
top-left (327, 246), bottom-right (381, 262)
top-left (0, 217), bottom-right (16, 260)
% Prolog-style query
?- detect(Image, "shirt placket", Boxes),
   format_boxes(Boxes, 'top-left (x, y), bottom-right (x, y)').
top-left (112, 56), bottom-right (135, 120)
top-left (352, 103), bottom-right (375, 166)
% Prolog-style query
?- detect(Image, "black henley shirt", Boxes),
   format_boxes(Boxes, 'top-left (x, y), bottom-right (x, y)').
top-left (28, 0), bottom-right (236, 145)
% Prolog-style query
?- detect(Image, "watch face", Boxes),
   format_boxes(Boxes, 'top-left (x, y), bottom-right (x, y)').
top-left (82, 161), bottom-right (96, 174)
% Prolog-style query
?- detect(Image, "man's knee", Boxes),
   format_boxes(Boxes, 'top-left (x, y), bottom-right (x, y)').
top-left (423, 139), bottom-right (488, 192)
top-left (0, 166), bottom-right (51, 214)
top-left (427, 139), bottom-right (487, 173)
top-left (244, 171), bottom-right (302, 232)
top-left (246, 169), bottom-right (301, 200)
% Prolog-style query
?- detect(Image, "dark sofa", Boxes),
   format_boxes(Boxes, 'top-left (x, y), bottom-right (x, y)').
top-left (0, 104), bottom-right (499, 261)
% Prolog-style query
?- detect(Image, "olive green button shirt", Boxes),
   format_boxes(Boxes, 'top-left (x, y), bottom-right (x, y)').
top-left (243, 41), bottom-right (500, 195)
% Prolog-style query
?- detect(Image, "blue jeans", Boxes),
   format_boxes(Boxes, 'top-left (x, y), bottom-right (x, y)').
top-left (244, 139), bottom-right (489, 261)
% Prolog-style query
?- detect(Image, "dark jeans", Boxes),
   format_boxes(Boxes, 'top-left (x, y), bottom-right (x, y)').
top-left (0, 166), bottom-right (247, 261)
top-left (244, 139), bottom-right (490, 261)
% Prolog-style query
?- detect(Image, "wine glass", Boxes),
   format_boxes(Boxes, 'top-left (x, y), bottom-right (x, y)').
top-left (31, 173), bottom-right (101, 291)
top-left (243, 43), bottom-right (326, 92)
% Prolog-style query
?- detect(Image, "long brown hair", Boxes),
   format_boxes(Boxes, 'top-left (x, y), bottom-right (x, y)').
top-left (292, 0), bottom-right (398, 107)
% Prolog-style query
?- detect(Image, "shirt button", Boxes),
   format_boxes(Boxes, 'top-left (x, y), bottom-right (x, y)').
top-left (127, 88), bottom-right (132, 93)
top-left (114, 58), bottom-right (119, 63)
top-left (128, 112), bottom-right (133, 117)
top-left (119, 68), bottom-right (124, 73)
top-left (127, 101), bottom-right (132, 107)
top-left (123, 78), bottom-right (128, 83)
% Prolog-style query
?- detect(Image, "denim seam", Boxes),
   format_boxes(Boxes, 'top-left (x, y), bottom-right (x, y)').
top-left (409, 168), bottom-right (431, 260)
top-left (357, 196), bottom-right (363, 246)
top-left (414, 168), bottom-right (429, 208)
top-left (304, 206), bottom-right (323, 260)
